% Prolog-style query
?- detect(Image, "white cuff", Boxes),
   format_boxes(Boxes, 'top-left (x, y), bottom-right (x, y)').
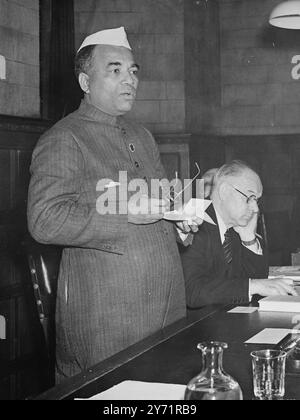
top-left (242, 237), bottom-right (262, 255)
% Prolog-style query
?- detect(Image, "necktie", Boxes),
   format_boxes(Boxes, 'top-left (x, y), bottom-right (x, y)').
top-left (223, 229), bottom-right (233, 264)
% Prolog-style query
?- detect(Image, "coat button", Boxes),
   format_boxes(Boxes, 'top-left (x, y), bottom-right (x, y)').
top-left (129, 143), bottom-right (135, 152)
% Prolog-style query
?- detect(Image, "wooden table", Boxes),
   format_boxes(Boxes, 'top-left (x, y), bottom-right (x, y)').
top-left (34, 304), bottom-right (300, 400)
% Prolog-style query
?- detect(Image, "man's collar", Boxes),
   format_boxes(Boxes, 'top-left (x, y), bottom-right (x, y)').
top-left (78, 99), bottom-right (121, 126)
top-left (205, 204), bottom-right (227, 243)
top-left (214, 208), bottom-right (228, 243)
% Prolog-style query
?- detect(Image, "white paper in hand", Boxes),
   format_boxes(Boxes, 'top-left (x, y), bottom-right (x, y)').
top-left (164, 198), bottom-right (215, 225)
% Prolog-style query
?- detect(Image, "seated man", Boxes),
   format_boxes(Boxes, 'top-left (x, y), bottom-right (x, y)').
top-left (181, 160), bottom-right (297, 307)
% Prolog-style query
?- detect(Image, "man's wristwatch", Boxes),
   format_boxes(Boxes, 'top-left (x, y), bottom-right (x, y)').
top-left (241, 237), bottom-right (257, 246)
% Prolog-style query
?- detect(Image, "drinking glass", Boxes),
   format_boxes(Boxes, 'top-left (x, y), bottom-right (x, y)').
top-left (251, 349), bottom-right (287, 400)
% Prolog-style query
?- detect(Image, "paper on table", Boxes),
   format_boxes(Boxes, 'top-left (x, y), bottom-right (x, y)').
top-left (227, 307), bottom-right (258, 314)
top-left (245, 328), bottom-right (300, 345)
top-left (268, 266), bottom-right (300, 284)
top-left (163, 198), bottom-right (215, 225)
top-left (269, 276), bottom-right (300, 283)
top-left (269, 266), bottom-right (300, 276)
top-left (77, 380), bottom-right (186, 400)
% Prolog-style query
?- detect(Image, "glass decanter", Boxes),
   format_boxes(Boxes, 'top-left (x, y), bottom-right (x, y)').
top-left (184, 341), bottom-right (243, 400)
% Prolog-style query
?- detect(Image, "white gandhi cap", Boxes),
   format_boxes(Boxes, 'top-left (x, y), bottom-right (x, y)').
top-left (77, 26), bottom-right (132, 53)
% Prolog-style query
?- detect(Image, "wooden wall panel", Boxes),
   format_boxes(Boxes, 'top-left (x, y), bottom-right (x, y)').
top-left (0, 0), bottom-right (40, 118)
top-left (160, 152), bottom-right (180, 180)
top-left (15, 151), bottom-right (33, 209)
top-left (17, 293), bottom-right (42, 358)
top-left (0, 150), bottom-right (11, 211)
top-left (0, 375), bottom-right (12, 400)
top-left (0, 254), bottom-right (14, 291)
top-left (291, 145), bottom-right (300, 190)
top-left (185, 0), bottom-right (221, 134)
top-left (0, 116), bottom-right (50, 400)
top-left (0, 300), bottom-right (15, 362)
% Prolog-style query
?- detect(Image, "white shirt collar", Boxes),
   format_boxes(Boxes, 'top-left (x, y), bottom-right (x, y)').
top-left (214, 208), bottom-right (228, 244)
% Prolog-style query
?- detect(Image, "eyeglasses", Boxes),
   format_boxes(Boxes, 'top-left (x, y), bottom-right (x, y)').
top-left (166, 162), bottom-right (201, 204)
top-left (229, 184), bottom-right (262, 207)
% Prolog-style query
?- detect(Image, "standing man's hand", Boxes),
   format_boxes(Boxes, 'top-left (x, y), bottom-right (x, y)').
top-left (175, 217), bottom-right (204, 234)
top-left (128, 195), bottom-right (167, 225)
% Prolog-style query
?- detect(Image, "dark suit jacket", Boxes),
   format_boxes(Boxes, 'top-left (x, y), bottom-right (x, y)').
top-left (181, 205), bottom-right (268, 307)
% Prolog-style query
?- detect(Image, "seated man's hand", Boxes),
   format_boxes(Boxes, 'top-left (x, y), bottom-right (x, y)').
top-left (175, 217), bottom-right (204, 234)
top-left (250, 278), bottom-right (298, 297)
top-left (234, 212), bottom-right (258, 241)
top-left (128, 195), bottom-right (167, 225)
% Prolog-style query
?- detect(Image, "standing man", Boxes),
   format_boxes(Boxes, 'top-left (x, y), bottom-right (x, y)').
top-left (27, 27), bottom-right (197, 382)
top-left (181, 161), bottom-right (297, 307)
